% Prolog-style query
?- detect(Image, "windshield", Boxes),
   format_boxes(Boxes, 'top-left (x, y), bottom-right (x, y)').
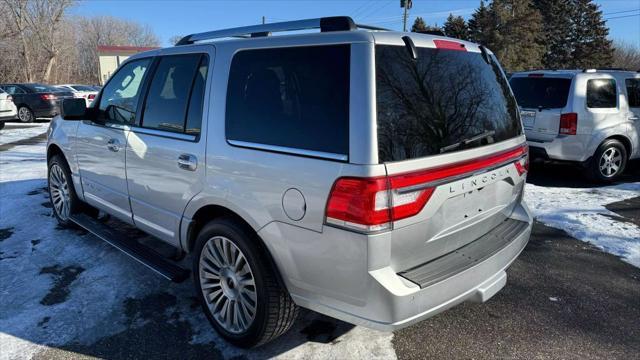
top-left (25, 83), bottom-right (62, 93)
top-left (376, 45), bottom-right (521, 162)
top-left (509, 77), bottom-right (571, 109)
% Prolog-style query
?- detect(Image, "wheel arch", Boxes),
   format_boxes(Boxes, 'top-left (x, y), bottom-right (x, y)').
top-left (603, 134), bottom-right (632, 158)
top-left (184, 203), bottom-right (291, 292)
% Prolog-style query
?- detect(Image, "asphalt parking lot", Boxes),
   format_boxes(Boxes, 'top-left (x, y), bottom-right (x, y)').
top-left (1, 123), bottom-right (639, 359)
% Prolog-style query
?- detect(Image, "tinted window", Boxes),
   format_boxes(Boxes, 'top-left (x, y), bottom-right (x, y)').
top-left (226, 45), bottom-right (350, 155)
top-left (626, 79), bottom-right (640, 108)
top-left (587, 79), bottom-right (616, 108)
top-left (185, 57), bottom-right (209, 135)
top-left (142, 54), bottom-right (204, 133)
top-left (2, 86), bottom-right (25, 95)
top-left (376, 45), bottom-right (521, 162)
top-left (24, 84), bottom-right (59, 93)
top-left (509, 77), bottom-right (572, 109)
top-left (98, 58), bottom-right (151, 124)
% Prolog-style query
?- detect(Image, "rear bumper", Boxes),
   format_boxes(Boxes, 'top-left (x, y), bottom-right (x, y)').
top-left (527, 134), bottom-right (592, 162)
top-left (34, 105), bottom-right (59, 118)
top-left (259, 201), bottom-right (533, 331)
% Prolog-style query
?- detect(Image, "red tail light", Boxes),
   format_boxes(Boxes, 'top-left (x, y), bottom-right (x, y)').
top-left (559, 113), bottom-right (577, 135)
top-left (326, 145), bottom-right (528, 233)
top-left (40, 94), bottom-right (57, 101)
top-left (88, 94), bottom-right (96, 100)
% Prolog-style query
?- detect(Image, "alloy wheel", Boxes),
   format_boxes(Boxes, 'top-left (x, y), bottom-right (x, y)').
top-left (18, 107), bottom-right (32, 122)
top-left (199, 236), bottom-right (257, 334)
top-left (49, 164), bottom-right (71, 220)
top-left (598, 147), bottom-right (622, 177)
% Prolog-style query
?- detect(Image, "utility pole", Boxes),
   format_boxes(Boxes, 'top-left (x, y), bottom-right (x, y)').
top-left (401, 0), bottom-right (412, 32)
top-left (262, 16), bottom-right (266, 24)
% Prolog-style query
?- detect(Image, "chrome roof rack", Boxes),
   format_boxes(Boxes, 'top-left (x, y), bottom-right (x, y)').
top-left (176, 16), bottom-right (389, 45)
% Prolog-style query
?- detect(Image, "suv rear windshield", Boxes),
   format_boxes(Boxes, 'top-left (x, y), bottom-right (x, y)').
top-left (376, 45), bottom-right (521, 162)
top-left (509, 77), bottom-right (571, 109)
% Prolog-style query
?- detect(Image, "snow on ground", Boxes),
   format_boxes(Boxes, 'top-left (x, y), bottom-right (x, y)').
top-left (0, 124), bottom-right (395, 359)
top-left (525, 182), bottom-right (640, 267)
top-left (0, 122), bottom-right (49, 145)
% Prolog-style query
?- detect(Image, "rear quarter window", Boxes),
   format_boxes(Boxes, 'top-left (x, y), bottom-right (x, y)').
top-left (587, 79), bottom-right (617, 108)
top-left (225, 44), bottom-right (350, 157)
top-left (625, 79), bottom-right (640, 108)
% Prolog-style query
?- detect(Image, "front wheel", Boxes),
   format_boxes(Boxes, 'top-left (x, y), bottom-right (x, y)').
top-left (193, 218), bottom-right (298, 348)
top-left (588, 139), bottom-right (628, 183)
top-left (17, 106), bottom-right (34, 123)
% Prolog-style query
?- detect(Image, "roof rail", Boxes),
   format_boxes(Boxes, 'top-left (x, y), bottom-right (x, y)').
top-left (175, 16), bottom-right (388, 45)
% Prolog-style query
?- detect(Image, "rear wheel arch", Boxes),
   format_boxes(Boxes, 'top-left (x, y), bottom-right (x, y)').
top-left (604, 135), bottom-right (632, 157)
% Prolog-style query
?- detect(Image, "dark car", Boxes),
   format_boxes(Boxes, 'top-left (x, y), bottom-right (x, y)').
top-left (0, 83), bottom-right (74, 123)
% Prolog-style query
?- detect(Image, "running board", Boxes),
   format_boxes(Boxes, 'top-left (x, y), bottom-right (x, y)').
top-left (70, 213), bottom-right (190, 283)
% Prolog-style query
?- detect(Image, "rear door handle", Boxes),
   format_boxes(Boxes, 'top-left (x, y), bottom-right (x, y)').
top-left (178, 154), bottom-right (197, 171)
top-left (107, 138), bottom-right (120, 152)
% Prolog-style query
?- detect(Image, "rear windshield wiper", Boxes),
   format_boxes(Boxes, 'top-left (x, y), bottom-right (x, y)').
top-left (440, 130), bottom-right (496, 154)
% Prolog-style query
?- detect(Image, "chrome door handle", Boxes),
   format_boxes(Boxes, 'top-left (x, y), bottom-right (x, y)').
top-left (107, 138), bottom-right (120, 152)
top-left (630, 116), bottom-right (639, 121)
top-left (178, 154), bottom-right (197, 171)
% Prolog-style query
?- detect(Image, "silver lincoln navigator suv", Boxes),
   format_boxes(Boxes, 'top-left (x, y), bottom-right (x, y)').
top-left (47, 17), bottom-right (533, 347)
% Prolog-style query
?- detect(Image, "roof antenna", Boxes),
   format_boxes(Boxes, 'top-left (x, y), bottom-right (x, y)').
top-left (402, 36), bottom-right (418, 60)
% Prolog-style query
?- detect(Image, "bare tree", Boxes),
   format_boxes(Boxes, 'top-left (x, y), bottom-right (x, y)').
top-left (613, 41), bottom-right (640, 71)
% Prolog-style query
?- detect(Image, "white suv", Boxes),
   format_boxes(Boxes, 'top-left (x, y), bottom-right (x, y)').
top-left (510, 70), bottom-right (640, 181)
top-left (0, 87), bottom-right (17, 130)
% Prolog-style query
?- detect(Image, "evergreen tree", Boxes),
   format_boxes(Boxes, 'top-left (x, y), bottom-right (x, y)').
top-left (411, 16), bottom-right (442, 33)
top-left (482, 0), bottom-right (545, 71)
top-left (411, 17), bottom-right (427, 32)
top-left (468, 1), bottom-right (497, 47)
top-left (533, 0), bottom-right (574, 69)
top-left (443, 14), bottom-right (469, 40)
top-left (570, 0), bottom-right (613, 68)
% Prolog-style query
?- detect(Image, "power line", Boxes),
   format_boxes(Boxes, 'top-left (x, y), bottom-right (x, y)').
top-left (605, 13), bottom-right (640, 20)
top-left (358, 0), bottom-right (394, 21)
top-left (603, 8), bottom-right (640, 16)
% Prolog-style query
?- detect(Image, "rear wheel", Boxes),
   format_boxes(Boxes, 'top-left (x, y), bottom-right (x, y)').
top-left (588, 139), bottom-right (627, 182)
top-left (193, 218), bottom-right (298, 348)
top-left (48, 155), bottom-right (81, 226)
top-left (17, 106), bottom-right (34, 123)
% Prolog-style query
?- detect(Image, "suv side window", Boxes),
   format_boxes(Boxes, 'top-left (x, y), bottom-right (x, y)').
top-left (625, 79), bottom-right (640, 108)
top-left (586, 79), bottom-right (617, 108)
top-left (98, 58), bottom-right (151, 125)
top-left (141, 54), bottom-right (208, 134)
top-left (226, 45), bottom-right (350, 156)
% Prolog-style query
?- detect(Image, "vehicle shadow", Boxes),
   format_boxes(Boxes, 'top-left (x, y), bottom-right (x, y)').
top-left (527, 159), bottom-right (640, 188)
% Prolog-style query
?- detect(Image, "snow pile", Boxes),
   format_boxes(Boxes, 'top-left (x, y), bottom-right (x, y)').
top-left (525, 182), bottom-right (640, 267)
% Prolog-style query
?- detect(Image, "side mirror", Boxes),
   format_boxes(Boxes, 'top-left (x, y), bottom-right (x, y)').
top-left (61, 98), bottom-right (87, 121)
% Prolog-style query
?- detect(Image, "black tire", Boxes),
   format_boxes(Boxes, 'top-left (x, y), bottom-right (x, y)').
top-left (587, 139), bottom-right (628, 183)
top-left (193, 218), bottom-right (298, 348)
top-left (17, 106), bottom-right (34, 123)
top-left (47, 154), bottom-right (81, 227)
